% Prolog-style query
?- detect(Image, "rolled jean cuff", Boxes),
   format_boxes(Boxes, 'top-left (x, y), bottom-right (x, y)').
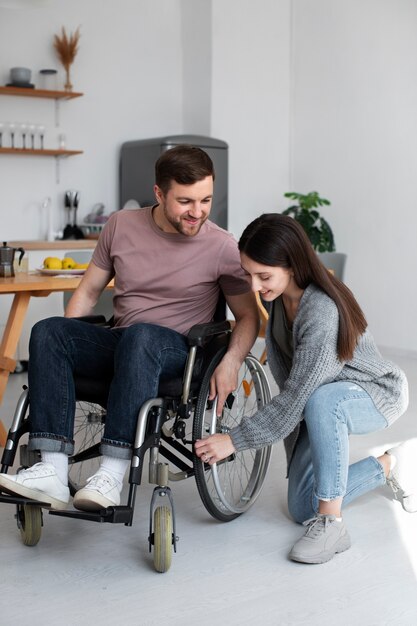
top-left (100, 439), bottom-right (132, 460)
top-left (314, 490), bottom-right (345, 501)
top-left (29, 434), bottom-right (74, 456)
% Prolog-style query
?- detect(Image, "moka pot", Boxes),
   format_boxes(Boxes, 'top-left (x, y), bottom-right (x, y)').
top-left (0, 242), bottom-right (25, 277)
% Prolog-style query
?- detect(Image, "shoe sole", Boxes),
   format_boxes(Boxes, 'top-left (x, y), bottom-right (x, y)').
top-left (289, 534), bottom-right (351, 564)
top-left (0, 475), bottom-right (69, 511)
top-left (73, 493), bottom-right (118, 512)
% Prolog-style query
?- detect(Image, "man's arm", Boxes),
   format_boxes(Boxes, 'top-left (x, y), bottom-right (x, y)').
top-left (65, 262), bottom-right (113, 318)
top-left (195, 290), bottom-right (259, 464)
top-left (209, 290), bottom-right (260, 414)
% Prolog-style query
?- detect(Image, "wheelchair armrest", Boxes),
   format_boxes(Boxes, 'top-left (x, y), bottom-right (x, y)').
top-left (72, 315), bottom-right (109, 326)
top-left (187, 320), bottom-right (231, 347)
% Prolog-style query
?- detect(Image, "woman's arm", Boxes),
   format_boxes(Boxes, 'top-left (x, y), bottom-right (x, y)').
top-left (196, 289), bottom-right (345, 461)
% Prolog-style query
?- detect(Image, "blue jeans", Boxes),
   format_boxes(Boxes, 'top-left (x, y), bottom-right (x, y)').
top-left (27, 317), bottom-right (189, 459)
top-left (287, 381), bottom-right (388, 523)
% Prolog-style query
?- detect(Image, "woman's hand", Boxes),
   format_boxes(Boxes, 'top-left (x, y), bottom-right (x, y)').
top-left (194, 433), bottom-right (236, 465)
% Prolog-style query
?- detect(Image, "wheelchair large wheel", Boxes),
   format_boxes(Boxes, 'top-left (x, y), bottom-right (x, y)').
top-left (153, 505), bottom-right (173, 573)
top-left (68, 401), bottom-right (105, 494)
top-left (17, 504), bottom-right (42, 546)
top-left (193, 349), bottom-right (272, 522)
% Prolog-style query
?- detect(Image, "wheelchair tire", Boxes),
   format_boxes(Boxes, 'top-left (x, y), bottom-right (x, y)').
top-left (153, 505), bottom-right (173, 573)
top-left (68, 401), bottom-right (105, 495)
top-left (193, 349), bottom-right (272, 522)
top-left (17, 504), bottom-right (42, 546)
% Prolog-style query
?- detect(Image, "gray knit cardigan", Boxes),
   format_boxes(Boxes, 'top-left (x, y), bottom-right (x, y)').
top-left (230, 284), bottom-right (409, 466)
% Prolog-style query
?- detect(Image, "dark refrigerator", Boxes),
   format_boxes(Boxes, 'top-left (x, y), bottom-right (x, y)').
top-left (119, 134), bottom-right (228, 229)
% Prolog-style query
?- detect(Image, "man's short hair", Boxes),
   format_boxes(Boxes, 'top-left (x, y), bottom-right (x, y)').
top-left (155, 144), bottom-right (215, 194)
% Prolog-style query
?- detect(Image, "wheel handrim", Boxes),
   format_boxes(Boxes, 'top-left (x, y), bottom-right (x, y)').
top-left (196, 355), bottom-right (271, 516)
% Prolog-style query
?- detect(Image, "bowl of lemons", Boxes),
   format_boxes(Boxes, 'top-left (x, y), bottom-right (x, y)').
top-left (40, 257), bottom-right (89, 274)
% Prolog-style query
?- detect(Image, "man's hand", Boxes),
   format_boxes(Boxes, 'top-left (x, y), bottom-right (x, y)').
top-left (209, 352), bottom-right (240, 416)
top-left (195, 433), bottom-right (236, 465)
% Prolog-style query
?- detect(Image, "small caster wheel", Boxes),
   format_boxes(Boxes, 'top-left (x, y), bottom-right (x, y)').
top-left (16, 504), bottom-right (42, 546)
top-left (153, 505), bottom-right (173, 573)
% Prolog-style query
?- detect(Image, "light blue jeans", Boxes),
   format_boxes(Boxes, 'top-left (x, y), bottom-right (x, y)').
top-left (287, 381), bottom-right (388, 523)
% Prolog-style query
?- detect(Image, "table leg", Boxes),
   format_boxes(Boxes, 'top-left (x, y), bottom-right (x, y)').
top-left (0, 293), bottom-right (31, 447)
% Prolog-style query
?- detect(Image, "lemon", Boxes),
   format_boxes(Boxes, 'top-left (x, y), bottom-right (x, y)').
top-left (74, 262), bottom-right (89, 269)
top-left (62, 257), bottom-right (76, 270)
top-left (43, 257), bottom-right (62, 270)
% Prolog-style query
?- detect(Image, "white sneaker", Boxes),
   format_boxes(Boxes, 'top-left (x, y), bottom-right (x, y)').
top-left (0, 462), bottom-right (69, 510)
top-left (73, 470), bottom-right (121, 511)
top-left (386, 440), bottom-right (417, 513)
top-left (289, 515), bottom-right (351, 564)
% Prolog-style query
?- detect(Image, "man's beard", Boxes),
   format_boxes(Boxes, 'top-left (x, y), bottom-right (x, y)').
top-left (164, 209), bottom-right (207, 236)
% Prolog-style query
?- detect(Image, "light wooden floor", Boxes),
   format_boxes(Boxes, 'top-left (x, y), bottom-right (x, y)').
top-left (0, 345), bottom-right (417, 626)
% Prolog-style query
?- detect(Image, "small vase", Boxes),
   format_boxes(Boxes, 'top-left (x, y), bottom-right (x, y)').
top-left (64, 67), bottom-right (73, 92)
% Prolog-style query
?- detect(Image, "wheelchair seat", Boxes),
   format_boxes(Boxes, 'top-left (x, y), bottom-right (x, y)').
top-left (74, 323), bottom-right (229, 406)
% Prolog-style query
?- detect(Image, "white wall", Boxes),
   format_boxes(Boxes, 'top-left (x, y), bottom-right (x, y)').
top-left (1, 0), bottom-right (416, 353)
top-left (291, 0), bottom-right (417, 352)
top-left (0, 0), bottom-right (185, 240)
top-left (210, 0), bottom-right (291, 239)
top-left (181, 0), bottom-right (212, 135)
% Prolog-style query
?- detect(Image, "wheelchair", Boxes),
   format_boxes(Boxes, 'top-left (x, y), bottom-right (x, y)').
top-left (0, 311), bottom-right (272, 573)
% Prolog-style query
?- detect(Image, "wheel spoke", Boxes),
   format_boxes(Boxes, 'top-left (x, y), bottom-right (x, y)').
top-left (68, 401), bottom-right (105, 493)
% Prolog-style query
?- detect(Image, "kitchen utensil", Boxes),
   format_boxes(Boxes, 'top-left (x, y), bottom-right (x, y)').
top-left (62, 190), bottom-right (83, 239)
top-left (63, 190), bottom-right (76, 239)
top-left (72, 191), bottom-right (84, 239)
top-left (0, 242), bottom-right (25, 277)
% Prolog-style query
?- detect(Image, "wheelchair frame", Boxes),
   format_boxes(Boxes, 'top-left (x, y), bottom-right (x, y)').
top-left (0, 318), bottom-right (272, 573)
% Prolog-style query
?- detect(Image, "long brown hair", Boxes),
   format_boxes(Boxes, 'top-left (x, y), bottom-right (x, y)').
top-left (239, 213), bottom-right (367, 361)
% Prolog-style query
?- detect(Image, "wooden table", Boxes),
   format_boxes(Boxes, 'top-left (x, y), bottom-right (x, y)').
top-left (0, 272), bottom-right (111, 447)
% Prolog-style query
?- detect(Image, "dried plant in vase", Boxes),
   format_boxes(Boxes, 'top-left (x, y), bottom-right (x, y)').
top-left (53, 26), bottom-right (81, 92)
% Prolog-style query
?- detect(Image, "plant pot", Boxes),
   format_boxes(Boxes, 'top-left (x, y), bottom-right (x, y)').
top-left (318, 252), bottom-right (347, 281)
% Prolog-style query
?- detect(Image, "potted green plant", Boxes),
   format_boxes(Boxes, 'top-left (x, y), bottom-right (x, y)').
top-left (282, 191), bottom-right (346, 279)
top-left (282, 191), bottom-right (335, 252)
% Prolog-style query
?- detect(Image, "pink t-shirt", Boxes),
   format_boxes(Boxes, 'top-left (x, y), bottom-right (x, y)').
top-left (92, 206), bottom-right (250, 335)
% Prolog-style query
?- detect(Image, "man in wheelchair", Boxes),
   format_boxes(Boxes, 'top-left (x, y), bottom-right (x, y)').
top-left (0, 145), bottom-right (259, 512)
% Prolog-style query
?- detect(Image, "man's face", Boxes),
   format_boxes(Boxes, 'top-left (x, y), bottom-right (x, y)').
top-left (153, 176), bottom-right (213, 236)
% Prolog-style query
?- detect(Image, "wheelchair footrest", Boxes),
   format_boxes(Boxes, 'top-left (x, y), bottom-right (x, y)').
top-left (49, 505), bottom-right (134, 525)
top-left (0, 493), bottom-right (51, 507)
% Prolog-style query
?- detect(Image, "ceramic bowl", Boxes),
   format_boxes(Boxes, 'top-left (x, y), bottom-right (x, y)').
top-left (80, 223), bottom-right (105, 240)
top-left (10, 67), bottom-right (31, 85)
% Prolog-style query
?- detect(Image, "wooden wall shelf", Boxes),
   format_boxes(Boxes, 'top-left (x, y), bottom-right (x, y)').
top-left (0, 86), bottom-right (83, 100)
top-left (0, 85), bottom-right (84, 181)
top-left (0, 147), bottom-right (83, 157)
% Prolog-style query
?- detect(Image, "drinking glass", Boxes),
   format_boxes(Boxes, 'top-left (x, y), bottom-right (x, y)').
top-left (19, 122), bottom-right (28, 149)
top-left (28, 123), bottom-right (37, 150)
top-left (8, 122), bottom-right (17, 149)
top-left (37, 124), bottom-right (46, 150)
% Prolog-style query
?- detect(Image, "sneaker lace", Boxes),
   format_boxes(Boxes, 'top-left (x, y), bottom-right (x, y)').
top-left (302, 515), bottom-right (331, 538)
top-left (386, 474), bottom-right (401, 493)
top-left (20, 462), bottom-right (52, 477)
top-left (85, 472), bottom-right (117, 490)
